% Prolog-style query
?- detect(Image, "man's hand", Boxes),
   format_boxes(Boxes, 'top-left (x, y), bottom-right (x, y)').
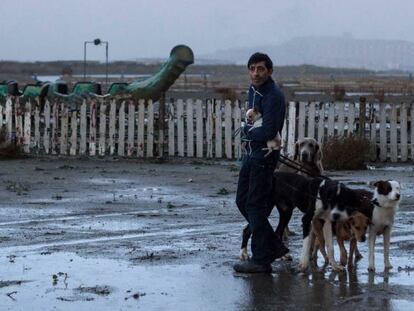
top-left (241, 124), bottom-right (253, 141)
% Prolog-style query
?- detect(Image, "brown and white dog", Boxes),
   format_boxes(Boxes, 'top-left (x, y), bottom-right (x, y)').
top-left (368, 180), bottom-right (401, 271)
top-left (245, 107), bottom-right (282, 157)
top-left (278, 137), bottom-right (323, 177)
top-left (312, 211), bottom-right (371, 267)
top-left (311, 188), bottom-right (374, 267)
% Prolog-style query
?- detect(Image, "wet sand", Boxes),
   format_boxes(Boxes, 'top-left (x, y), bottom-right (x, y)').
top-left (0, 157), bottom-right (413, 310)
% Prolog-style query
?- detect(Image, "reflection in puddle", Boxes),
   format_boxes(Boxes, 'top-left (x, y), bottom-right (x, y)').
top-left (0, 250), bottom-right (413, 310)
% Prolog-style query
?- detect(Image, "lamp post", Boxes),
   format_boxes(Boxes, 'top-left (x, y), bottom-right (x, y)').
top-left (83, 38), bottom-right (109, 84)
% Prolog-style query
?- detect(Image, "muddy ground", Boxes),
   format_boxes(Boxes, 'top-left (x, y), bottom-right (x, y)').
top-left (0, 157), bottom-right (413, 310)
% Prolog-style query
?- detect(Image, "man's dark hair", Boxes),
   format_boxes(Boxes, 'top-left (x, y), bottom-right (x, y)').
top-left (247, 52), bottom-right (273, 70)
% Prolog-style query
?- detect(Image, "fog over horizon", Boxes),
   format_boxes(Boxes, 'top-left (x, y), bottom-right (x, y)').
top-left (1, 0), bottom-right (413, 62)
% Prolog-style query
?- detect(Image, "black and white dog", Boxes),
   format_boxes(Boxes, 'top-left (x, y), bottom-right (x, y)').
top-left (240, 172), bottom-right (351, 271)
top-left (298, 178), bottom-right (356, 271)
top-left (368, 180), bottom-right (401, 271)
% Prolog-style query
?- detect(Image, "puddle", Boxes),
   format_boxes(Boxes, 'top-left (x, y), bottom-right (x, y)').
top-left (86, 178), bottom-right (133, 185)
top-left (392, 299), bottom-right (414, 310)
top-left (1, 243), bottom-right (413, 311)
top-left (0, 252), bottom-right (246, 311)
top-left (378, 166), bottom-right (414, 172)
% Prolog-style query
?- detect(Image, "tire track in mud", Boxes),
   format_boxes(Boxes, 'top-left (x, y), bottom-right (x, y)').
top-left (0, 205), bottom-right (210, 227)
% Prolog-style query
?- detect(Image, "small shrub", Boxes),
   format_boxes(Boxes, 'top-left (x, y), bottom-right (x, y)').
top-left (0, 126), bottom-right (22, 159)
top-left (322, 135), bottom-right (371, 170)
top-left (333, 85), bottom-right (345, 101)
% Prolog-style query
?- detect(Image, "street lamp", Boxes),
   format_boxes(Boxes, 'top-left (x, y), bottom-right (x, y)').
top-left (83, 38), bottom-right (109, 84)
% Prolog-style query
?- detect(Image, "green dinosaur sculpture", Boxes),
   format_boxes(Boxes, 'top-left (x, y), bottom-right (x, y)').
top-left (0, 45), bottom-right (194, 103)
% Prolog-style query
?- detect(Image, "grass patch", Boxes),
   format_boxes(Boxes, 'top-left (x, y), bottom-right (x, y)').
top-left (227, 165), bottom-right (239, 172)
top-left (4, 181), bottom-right (30, 195)
top-left (166, 202), bottom-right (176, 209)
top-left (217, 187), bottom-right (229, 195)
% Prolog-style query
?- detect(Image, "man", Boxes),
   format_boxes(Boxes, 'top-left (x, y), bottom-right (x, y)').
top-left (234, 52), bottom-right (287, 273)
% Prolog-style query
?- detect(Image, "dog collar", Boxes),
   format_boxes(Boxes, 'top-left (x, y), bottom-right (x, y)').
top-left (372, 199), bottom-right (380, 207)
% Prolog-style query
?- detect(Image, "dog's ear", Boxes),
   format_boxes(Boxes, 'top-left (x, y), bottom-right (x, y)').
top-left (293, 142), bottom-right (299, 160)
top-left (373, 180), bottom-right (385, 188)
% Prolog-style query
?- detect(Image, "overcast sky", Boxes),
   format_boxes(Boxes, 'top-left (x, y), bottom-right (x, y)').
top-left (1, 0), bottom-right (413, 61)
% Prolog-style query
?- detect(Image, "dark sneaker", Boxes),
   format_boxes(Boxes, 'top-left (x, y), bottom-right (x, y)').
top-left (233, 260), bottom-right (272, 273)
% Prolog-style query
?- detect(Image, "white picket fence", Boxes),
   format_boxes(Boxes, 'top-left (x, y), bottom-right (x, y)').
top-left (1, 97), bottom-right (414, 162)
top-left (284, 101), bottom-right (414, 162)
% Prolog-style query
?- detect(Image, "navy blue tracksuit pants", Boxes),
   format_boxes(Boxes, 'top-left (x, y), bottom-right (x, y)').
top-left (235, 155), bottom-right (284, 265)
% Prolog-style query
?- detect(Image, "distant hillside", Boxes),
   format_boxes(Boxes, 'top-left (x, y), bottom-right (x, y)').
top-left (202, 36), bottom-right (414, 71)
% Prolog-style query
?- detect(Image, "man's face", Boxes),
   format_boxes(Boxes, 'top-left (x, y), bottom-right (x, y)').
top-left (248, 61), bottom-right (272, 87)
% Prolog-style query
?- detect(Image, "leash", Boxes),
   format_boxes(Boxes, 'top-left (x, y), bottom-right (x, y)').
top-left (278, 154), bottom-right (331, 180)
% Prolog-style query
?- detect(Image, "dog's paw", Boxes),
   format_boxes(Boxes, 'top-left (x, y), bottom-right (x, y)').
top-left (368, 265), bottom-right (376, 272)
top-left (282, 253), bottom-right (293, 261)
top-left (384, 263), bottom-right (393, 270)
top-left (239, 248), bottom-right (249, 261)
top-left (355, 253), bottom-right (363, 261)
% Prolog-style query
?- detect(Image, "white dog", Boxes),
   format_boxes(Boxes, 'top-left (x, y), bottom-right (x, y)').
top-left (245, 107), bottom-right (281, 157)
top-left (368, 180), bottom-right (401, 271)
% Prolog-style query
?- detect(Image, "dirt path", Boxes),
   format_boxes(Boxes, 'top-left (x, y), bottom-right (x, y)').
top-left (0, 157), bottom-right (413, 310)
